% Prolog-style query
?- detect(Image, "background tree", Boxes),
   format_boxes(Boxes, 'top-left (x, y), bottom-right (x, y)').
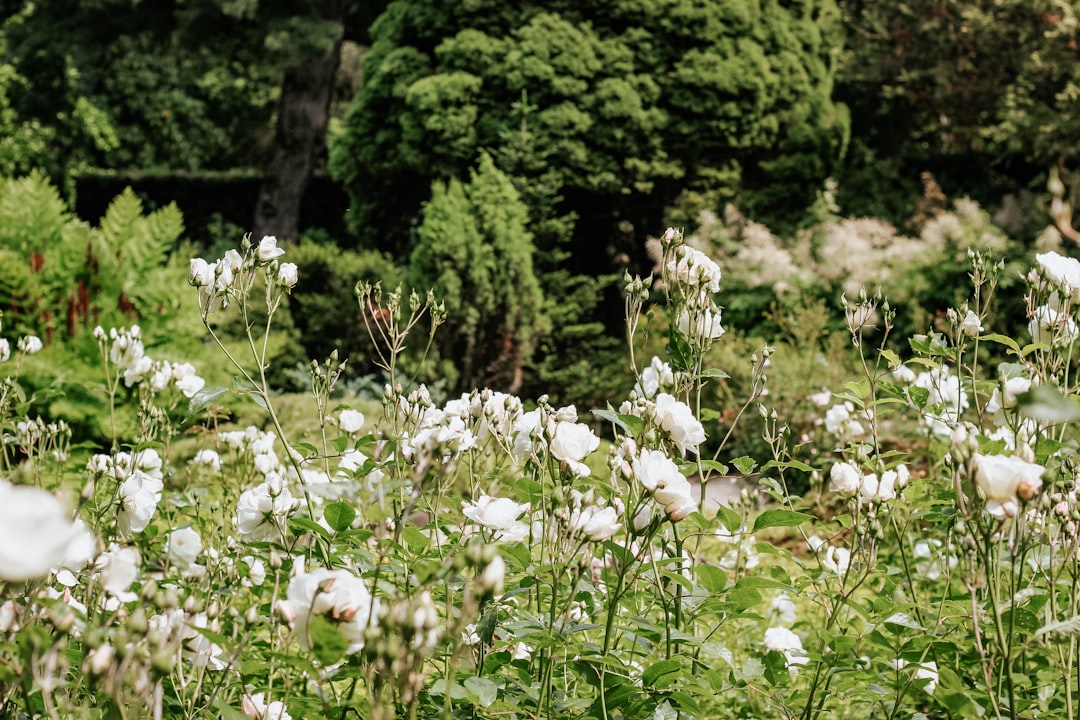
top-left (329, 0), bottom-right (849, 263)
top-left (408, 153), bottom-right (546, 392)
top-left (836, 0), bottom-right (1080, 226)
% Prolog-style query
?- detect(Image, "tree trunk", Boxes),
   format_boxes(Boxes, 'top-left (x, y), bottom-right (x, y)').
top-left (253, 1), bottom-right (346, 241)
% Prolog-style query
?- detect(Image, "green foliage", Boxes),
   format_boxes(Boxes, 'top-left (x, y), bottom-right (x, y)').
top-left (0, 174), bottom-right (184, 342)
top-left (835, 0), bottom-right (1080, 223)
top-left (330, 0), bottom-right (848, 248)
top-left (283, 233), bottom-right (401, 380)
top-left (409, 153), bottom-right (546, 391)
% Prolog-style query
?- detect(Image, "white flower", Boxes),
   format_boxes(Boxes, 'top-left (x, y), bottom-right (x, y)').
top-left (633, 448), bottom-right (697, 521)
top-left (166, 527), bottom-right (202, 571)
top-left (809, 536), bottom-right (851, 577)
top-left (654, 393), bottom-right (706, 456)
top-left (236, 481), bottom-right (297, 541)
top-left (828, 462), bottom-right (861, 496)
top-left (277, 567), bottom-right (379, 654)
top-left (95, 545), bottom-right (140, 601)
top-left (571, 505), bottom-right (621, 542)
top-left (0, 480), bottom-right (97, 582)
top-left (189, 258), bottom-right (214, 287)
top-left (974, 453), bottom-right (1045, 518)
top-left (635, 356), bottom-right (674, 399)
top-left (987, 375), bottom-right (1032, 414)
top-left (770, 593), bottom-right (797, 625)
top-left (117, 471), bottom-right (163, 535)
top-left (961, 310), bottom-right (983, 337)
top-left (479, 555), bottom-right (506, 596)
top-left (824, 402), bottom-right (865, 441)
top-left (462, 495), bottom-right (530, 542)
top-left (242, 555), bottom-right (267, 586)
top-left (258, 236), bottom-right (286, 262)
top-left (1037, 251), bottom-right (1080, 301)
top-left (892, 365), bottom-right (916, 384)
top-left (763, 626), bottom-right (808, 670)
top-left (666, 245), bottom-right (722, 294)
top-left (338, 409), bottom-right (365, 434)
top-left (193, 449), bottom-right (222, 473)
top-left (277, 262), bottom-right (298, 289)
top-left (1030, 304), bottom-right (1078, 346)
top-left (0, 339), bottom-right (9, 362)
top-left (676, 306), bottom-right (725, 342)
top-left (17, 335), bottom-right (42, 354)
top-left (859, 471), bottom-right (897, 504)
top-left (184, 612), bottom-right (228, 670)
top-left (242, 693), bottom-right (292, 720)
top-left (123, 354), bottom-right (153, 387)
top-left (0, 600), bottom-right (16, 632)
top-left (549, 421), bottom-right (600, 476)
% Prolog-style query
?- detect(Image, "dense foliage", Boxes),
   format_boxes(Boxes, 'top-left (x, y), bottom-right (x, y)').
top-left (329, 0), bottom-right (849, 256)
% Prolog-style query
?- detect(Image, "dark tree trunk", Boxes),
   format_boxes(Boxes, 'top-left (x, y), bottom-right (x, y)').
top-left (253, 0), bottom-right (346, 241)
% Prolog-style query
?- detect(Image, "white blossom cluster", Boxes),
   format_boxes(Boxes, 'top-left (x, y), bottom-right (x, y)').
top-left (189, 235), bottom-right (298, 313)
top-left (664, 229), bottom-right (726, 347)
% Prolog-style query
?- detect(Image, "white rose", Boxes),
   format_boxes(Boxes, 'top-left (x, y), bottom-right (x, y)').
top-left (95, 544), bottom-right (140, 600)
top-left (117, 471), bottom-right (163, 535)
top-left (573, 505), bottom-right (621, 541)
top-left (654, 393), bottom-right (706, 456)
top-left (258, 235), bottom-right (285, 262)
top-left (236, 481), bottom-right (296, 541)
top-left (193, 449), bottom-right (222, 472)
top-left (961, 310), bottom-right (983, 337)
top-left (1030, 304), bottom-right (1079, 346)
top-left (0, 480), bottom-right (97, 582)
top-left (763, 626), bottom-right (808, 669)
top-left (633, 449), bottom-right (696, 520)
top-left (338, 409), bottom-right (365, 434)
top-left (859, 471), bottom-right (897, 504)
top-left (676, 306), bottom-right (725, 342)
top-left (166, 527), bottom-right (203, 571)
top-left (278, 568), bottom-right (379, 654)
top-left (242, 693), bottom-right (292, 720)
top-left (189, 257), bottom-right (214, 287)
top-left (277, 262), bottom-right (298, 289)
top-left (462, 495), bottom-right (529, 532)
top-left (828, 462), bottom-right (861, 496)
top-left (549, 421), bottom-right (600, 476)
top-left (974, 453), bottom-right (1045, 518)
top-left (18, 335), bottom-right (43, 354)
top-left (1036, 251), bottom-right (1080, 301)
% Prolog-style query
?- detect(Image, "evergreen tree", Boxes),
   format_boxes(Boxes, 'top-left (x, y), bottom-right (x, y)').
top-left (409, 153), bottom-right (545, 392)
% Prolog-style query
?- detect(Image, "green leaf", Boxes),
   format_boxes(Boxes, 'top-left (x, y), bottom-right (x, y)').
top-left (213, 697), bottom-right (251, 720)
top-left (700, 368), bottom-right (730, 379)
top-left (1035, 614), bottom-right (1080, 638)
top-left (464, 677), bottom-right (498, 708)
top-left (642, 659), bottom-right (682, 688)
top-left (700, 459), bottom-right (730, 475)
top-left (883, 612), bottom-right (925, 632)
top-left (1017, 385), bottom-right (1080, 423)
top-left (716, 505), bottom-right (743, 533)
top-left (291, 441), bottom-right (319, 457)
top-left (879, 348), bottom-right (902, 368)
top-left (981, 332), bottom-right (1021, 355)
top-left (731, 456), bottom-right (757, 475)
top-left (323, 502), bottom-right (356, 532)
top-left (752, 509), bottom-right (814, 532)
top-left (307, 614), bottom-right (349, 665)
top-left (667, 329), bottom-right (693, 372)
top-left (592, 407), bottom-right (644, 436)
top-left (186, 386), bottom-right (229, 417)
top-left (476, 603), bottom-right (498, 645)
